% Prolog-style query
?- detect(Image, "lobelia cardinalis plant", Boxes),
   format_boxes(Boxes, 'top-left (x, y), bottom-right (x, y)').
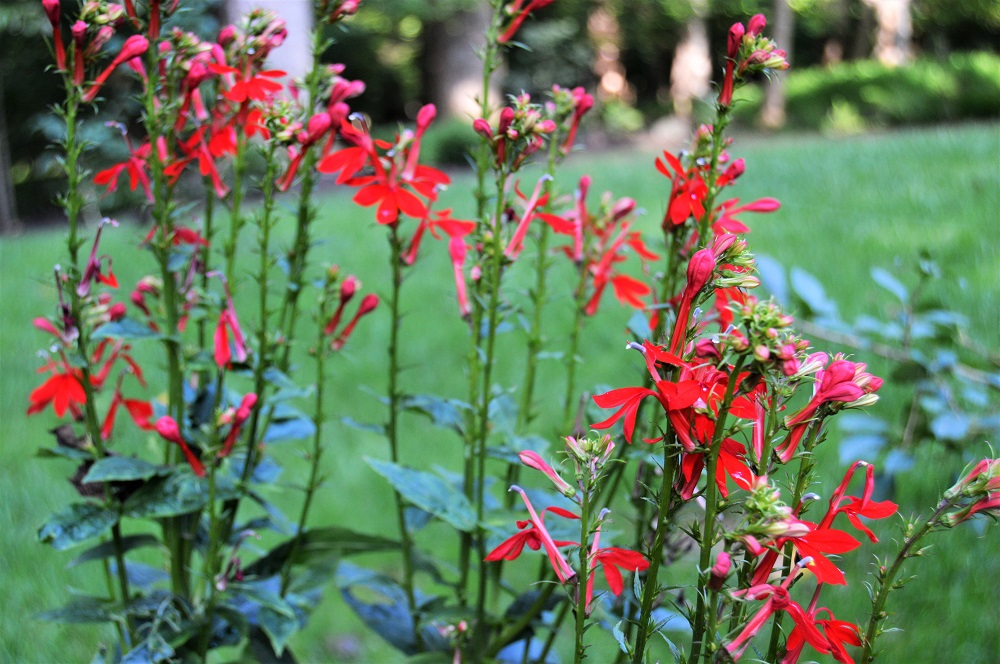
top-left (29, 2), bottom-right (994, 663)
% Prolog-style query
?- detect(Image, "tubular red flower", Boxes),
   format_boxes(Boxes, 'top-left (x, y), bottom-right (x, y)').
top-left (448, 237), bottom-right (471, 318)
top-left (219, 393), bottom-right (258, 458)
top-left (519, 451), bottom-right (574, 496)
top-left (485, 485), bottom-right (577, 583)
top-left (332, 294), bottom-right (379, 350)
top-left (83, 35), bottom-right (149, 103)
top-left (504, 174), bottom-right (552, 259)
top-left (155, 416), bottom-right (205, 477)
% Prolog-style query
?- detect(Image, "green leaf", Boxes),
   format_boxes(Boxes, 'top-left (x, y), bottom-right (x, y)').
top-left (243, 526), bottom-right (399, 578)
top-left (400, 394), bottom-right (469, 435)
top-left (488, 434), bottom-right (549, 464)
top-left (627, 310), bottom-right (652, 340)
top-left (366, 458), bottom-right (477, 532)
top-left (123, 472), bottom-right (235, 518)
top-left (121, 634), bottom-right (174, 664)
top-left (36, 596), bottom-right (116, 624)
top-left (231, 582), bottom-right (296, 618)
top-left (871, 267), bottom-right (909, 302)
top-left (38, 503), bottom-right (119, 550)
top-left (264, 406), bottom-right (316, 443)
top-left (342, 416), bottom-right (386, 435)
top-left (82, 456), bottom-right (165, 484)
top-left (258, 605), bottom-right (300, 657)
top-left (92, 318), bottom-right (161, 340)
top-left (68, 534), bottom-right (160, 568)
top-left (790, 266), bottom-right (839, 319)
top-left (37, 446), bottom-right (92, 461)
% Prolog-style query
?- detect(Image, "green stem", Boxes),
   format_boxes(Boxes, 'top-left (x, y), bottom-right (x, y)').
top-left (631, 444), bottom-right (680, 663)
top-left (279, 277), bottom-right (332, 597)
top-left (696, 107), bottom-right (731, 249)
top-left (386, 224), bottom-right (422, 649)
top-left (859, 498), bottom-right (959, 663)
top-left (473, 167), bottom-right (510, 630)
top-left (59, 79), bottom-right (134, 642)
top-left (765, 422), bottom-right (824, 661)
top-left (459, 4), bottom-right (504, 608)
top-left (573, 493), bottom-right (593, 663)
top-left (224, 130), bottom-right (247, 285)
top-left (688, 356), bottom-right (746, 663)
top-left (562, 266), bottom-right (589, 433)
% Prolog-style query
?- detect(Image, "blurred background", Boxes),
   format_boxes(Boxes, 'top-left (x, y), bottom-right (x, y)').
top-left (1, 0), bottom-right (998, 231)
top-left (1, 2), bottom-right (998, 662)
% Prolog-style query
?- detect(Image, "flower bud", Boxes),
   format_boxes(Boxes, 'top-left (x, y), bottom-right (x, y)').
top-left (686, 248), bottom-right (716, 293)
top-left (708, 551), bottom-right (731, 591)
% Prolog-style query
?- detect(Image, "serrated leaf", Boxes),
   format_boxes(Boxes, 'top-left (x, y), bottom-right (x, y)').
top-left (883, 450), bottom-right (915, 475)
top-left (123, 472), bottom-right (235, 518)
top-left (871, 267), bottom-right (909, 302)
top-left (613, 619), bottom-right (630, 654)
top-left (232, 582), bottom-right (296, 618)
top-left (790, 266), bottom-right (838, 319)
top-left (37, 446), bottom-right (92, 461)
top-left (258, 605), bottom-right (300, 656)
top-left (930, 412), bottom-right (970, 441)
top-left (263, 414), bottom-right (315, 443)
top-left (336, 563), bottom-right (451, 656)
top-left (366, 458), bottom-right (477, 532)
top-left (92, 318), bottom-right (161, 340)
top-left (627, 310), bottom-right (652, 339)
top-left (400, 395), bottom-right (468, 435)
top-left (37, 596), bottom-right (117, 624)
top-left (488, 434), bottom-right (550, 464)
top-left (756, 254), bottom-right (788, 304)
top-left (82, 456), bottom-right (165, 484)
top-left (341, 416), bottom-right (386, 435)
top-left (38, 503), bottom-right (119, 550)
top-left (838, 434), bottom-right (888, 466)
top-left (69, 534), bottom-right (160, 568)
top-left (243, 526), bottom-right (399, 578)
top-left (121, 634), bottom-right (174, 663)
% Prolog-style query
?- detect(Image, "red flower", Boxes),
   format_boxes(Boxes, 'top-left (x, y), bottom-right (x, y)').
top-left (27, 367), bottom-right (87, 418)
top-left (586, 546), bottom-right (649, 614)
top-left (155, 416), bottom-right (205, 477)
top-left (94, 139), bottom-right (153, 201)
top-left (679, 437), bottom-right (756, 500)
top-left (818, 461), bottom-right (897, 542)
top-left (331, 294), bottom-right (379, 351)
top-left (485, 485), bottom-right (577, 583)
top-left (656, 150), bottom-right (708, 227)
top-left (782, 608), bottom-right (862, 664)
top-left (668, 248), bottom-right (716, 354)
top-left (751, 523), bottom-right (861, 587)
top-left (100, 374), bottom-right (153, 440)
top-left (208, 63), bottom-right (285, 103)
top-left (83, 35), bottom-right (149, 103)
top-left (726, 582), bottom-right (830, 660)
top-left (777, 359), bottom-right (882, 462)
top-left (497, 0), bottom-right (556, 44)
top-left (219, 393), bottom-right (257, 458)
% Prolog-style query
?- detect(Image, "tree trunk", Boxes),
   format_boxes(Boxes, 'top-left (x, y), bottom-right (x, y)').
top-left (0, 80), bottom-right (19, 235)
top-left (588, 1), bottom-right (633, 104)
top-left (423, 5), bottom-right (495, 120)
top-left (760, 0), bottom-right (794, 129)
top-left (862, 0), bottom-right (912, 66)
top-left (669, 11), bottom-right (711, 121)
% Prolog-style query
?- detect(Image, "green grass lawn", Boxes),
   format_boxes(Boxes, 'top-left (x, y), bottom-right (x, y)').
top-left (2, 122), bottom-right (998, 662)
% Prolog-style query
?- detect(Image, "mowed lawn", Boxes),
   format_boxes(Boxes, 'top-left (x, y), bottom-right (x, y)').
top-left (1, 122), bottom-right (997, 662)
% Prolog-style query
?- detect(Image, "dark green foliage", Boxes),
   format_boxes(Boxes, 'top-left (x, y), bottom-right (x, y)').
top-left (733, 53), bottom-right (1000, 129)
